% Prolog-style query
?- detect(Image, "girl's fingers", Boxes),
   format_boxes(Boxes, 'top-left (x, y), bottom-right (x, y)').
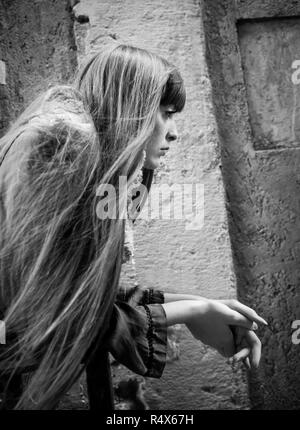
top-left (226, 309), bottom-right (259, 330)
top-left (232, 347), bottom-right (250, 363)
top-left (230, 328), bottom-right (261, 369)
top-left (222, 300), bottom-right (268, 326)
top-left (245, 330), bottom-right (261, 368)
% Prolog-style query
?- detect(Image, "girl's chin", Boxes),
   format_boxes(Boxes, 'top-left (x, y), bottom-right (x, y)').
top-left (144, 156), bottom-right (160, 170)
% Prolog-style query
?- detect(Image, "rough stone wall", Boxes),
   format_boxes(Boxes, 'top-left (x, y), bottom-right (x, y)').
top-left (72, 0), bottom-right (249, 410)
top-left (203, 0), bottom-right (300, 410)
top-left (0, 0), bottom-right (77, 136)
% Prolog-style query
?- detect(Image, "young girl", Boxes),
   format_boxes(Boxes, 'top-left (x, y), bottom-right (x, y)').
top-left (0, 44), bottom-right (266, 410)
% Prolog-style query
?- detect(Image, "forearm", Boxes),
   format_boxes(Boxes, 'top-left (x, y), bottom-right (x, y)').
top-left (161, 300), bottom-right (205, 326)
top-left (164, 292), bottom-right (208, 303)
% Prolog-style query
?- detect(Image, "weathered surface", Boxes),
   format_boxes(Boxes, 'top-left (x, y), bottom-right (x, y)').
top-left (238, 18), bottom-right (300, 150)
top-left (203, 0), bottom-right (300, 409)
top-left (0, 0), bottom-right (77, 136)
top-left (72, 0), bottom-right (249, 410)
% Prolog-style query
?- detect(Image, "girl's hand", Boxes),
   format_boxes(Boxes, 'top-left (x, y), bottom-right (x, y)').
top-left (218, 299), bottom-right (268, 327)
top-left (185, 299), bottom-right (259, 358)
top-left (163, 294), bottom-right (268, 327)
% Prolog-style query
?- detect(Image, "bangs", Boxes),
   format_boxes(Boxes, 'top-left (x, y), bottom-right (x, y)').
top-left (160, 69), bottom-right (186, 112)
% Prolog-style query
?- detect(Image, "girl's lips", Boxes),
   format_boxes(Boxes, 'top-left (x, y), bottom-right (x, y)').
top-left (159, 147), bottom-right (169, 154)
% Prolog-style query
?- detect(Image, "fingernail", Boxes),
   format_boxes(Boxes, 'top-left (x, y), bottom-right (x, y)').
top-left (252, 322), bottom-right (258, 330)
top-left (261, 318), bottom-right (268, 326)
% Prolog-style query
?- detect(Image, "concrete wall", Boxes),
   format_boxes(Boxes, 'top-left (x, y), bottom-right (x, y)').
top-left (203, 0), bottom-right (300, 410)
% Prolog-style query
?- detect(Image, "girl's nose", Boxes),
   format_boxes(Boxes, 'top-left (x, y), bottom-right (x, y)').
top-left (166, 123), bottom-right (178, 142)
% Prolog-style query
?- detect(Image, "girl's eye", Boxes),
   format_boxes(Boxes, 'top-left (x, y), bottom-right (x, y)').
top-left (165, 111), bottom-right (176, 119)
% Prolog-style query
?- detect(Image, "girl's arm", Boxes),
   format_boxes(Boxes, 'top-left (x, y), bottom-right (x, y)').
top-left (161, 298), bottom-right (263, 368)
top-left (164, 292), bottom-right (207, 303)
top-left (164, 293), bottom-right (268, 326)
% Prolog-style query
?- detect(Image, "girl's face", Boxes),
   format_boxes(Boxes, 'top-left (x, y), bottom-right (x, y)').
top-left (144, 105), bottom-right (178, 170)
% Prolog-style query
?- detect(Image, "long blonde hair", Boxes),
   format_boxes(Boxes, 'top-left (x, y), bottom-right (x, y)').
top-left (0, 44), bottom-right (185, 409)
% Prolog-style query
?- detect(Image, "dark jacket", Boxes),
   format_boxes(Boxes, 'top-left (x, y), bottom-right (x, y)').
top-left (86, 284), bottom-right (167, 410)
